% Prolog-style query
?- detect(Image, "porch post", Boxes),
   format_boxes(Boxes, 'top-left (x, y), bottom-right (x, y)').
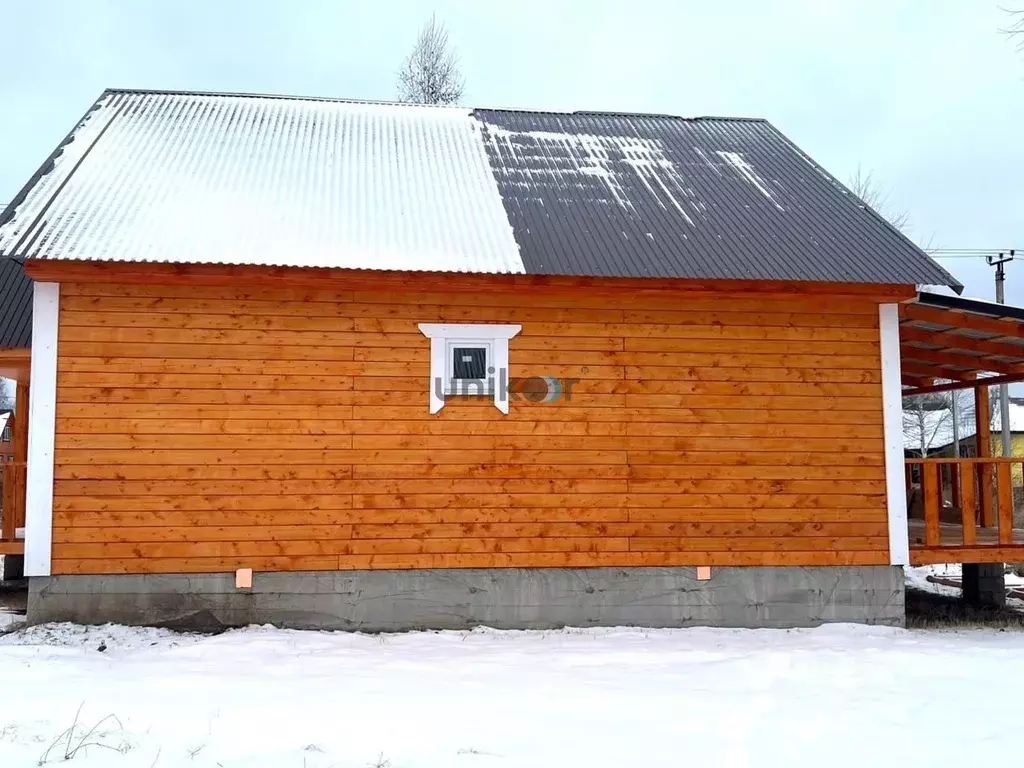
top-left (879, 304), bottom-right (909, 565)
top-left (13, 379), bottom-right (28, 533)
top-left (975, 384), bottom-right (994, 527)
top-left (24, 283), bottom-right (59, 578)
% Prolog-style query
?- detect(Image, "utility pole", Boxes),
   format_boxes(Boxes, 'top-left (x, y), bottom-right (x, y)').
top-left (987, 250), bottom-right (1016, 456)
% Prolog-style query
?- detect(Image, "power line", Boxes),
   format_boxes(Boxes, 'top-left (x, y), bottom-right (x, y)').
top-left (927, 248), bottom-right (1021, 259)
top-left (928, 248), bottom-right (1019, 254)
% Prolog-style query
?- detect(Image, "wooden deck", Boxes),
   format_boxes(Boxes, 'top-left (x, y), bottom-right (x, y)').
top-left (0, 540), bottom-right (23, 556)
top-left (909, 519), bottom-right (1024, 565)
top-left (906, 456), bottom-right (1024, 565)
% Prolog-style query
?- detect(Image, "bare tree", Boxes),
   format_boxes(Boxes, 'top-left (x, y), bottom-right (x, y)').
top-left (0, 379), bottom-right (13, 412)
top-left (397, 14), bottom-right (465, 105)
top-left (848, 165), bottom-right (910, 232)
top-left (902, 386), bottom-right (1003, 458)
top-left (903, 392), bottom-right (954, 458)
top-left (1000, 7), bottom-right (1024, 51)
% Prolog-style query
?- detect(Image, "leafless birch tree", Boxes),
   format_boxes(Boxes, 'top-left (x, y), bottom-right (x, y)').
top-left (848, 165), bottom-right (910, 232)
top-left (397, 14), bottom-right (465, 105)
top-left (903, 392), bottom-right (954, 458)
top-left (1001, 7), bottom-right (1024, 51)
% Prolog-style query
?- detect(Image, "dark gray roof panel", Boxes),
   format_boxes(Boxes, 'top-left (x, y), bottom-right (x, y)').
top-left (473, 109), bottom-right (958, 288)
top-left (0, 258), bottom-right (31, 348)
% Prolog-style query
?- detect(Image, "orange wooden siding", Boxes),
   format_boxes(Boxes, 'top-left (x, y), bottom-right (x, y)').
top-left (50, 278), bottom-right (890, 574)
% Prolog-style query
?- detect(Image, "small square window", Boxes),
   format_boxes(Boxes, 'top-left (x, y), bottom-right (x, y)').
top-left (451, 346), bottom-right (487, 380)
top-left (444, 340), bottom-right (491, 396)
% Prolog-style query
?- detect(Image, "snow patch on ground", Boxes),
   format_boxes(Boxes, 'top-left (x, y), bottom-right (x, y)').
top-left (0, 622), bottom-right (201, 651)
top-left (2, 622), bottom-right (1024, 766)
top-left (905, 563), bottom-right (1024, 610)
top-left (905, 563), bottom-right (964, 598)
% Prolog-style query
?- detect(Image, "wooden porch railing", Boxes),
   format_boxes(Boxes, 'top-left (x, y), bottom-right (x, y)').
top-left (0, 461), bottom-right (27, 541)
top-left (905, 457), bottom-right (1022, 549)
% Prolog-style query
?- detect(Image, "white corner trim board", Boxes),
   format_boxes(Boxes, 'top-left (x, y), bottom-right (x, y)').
top-left (418, 324), bottom-right (522, 414)
top-left (24, 282), bottom-right (60, 577)
top-left (879, 303), bottom-right (909, 566)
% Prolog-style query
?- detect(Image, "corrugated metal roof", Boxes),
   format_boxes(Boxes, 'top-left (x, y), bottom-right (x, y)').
top-left (0, 258), bottom-right (31, 348)
top-left (0, 89), bottom-right (958, 289)
top-left (473, 109), bottom-right (957, 287)
top-left (0, 91), bottom-right (524, 274)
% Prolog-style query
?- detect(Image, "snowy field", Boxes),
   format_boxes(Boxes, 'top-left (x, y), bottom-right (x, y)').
top-left (1, 623), bottom-right (1024, 767)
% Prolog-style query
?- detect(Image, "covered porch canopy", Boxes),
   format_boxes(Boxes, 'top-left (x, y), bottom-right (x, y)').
top-left (900, 291), bottom-right (1024, 395)
top-left (899, 291), bottom-right (1024, 566)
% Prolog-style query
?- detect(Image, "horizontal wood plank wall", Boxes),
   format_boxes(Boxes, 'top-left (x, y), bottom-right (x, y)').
top-left (51, 279), bottom-right (889, 574)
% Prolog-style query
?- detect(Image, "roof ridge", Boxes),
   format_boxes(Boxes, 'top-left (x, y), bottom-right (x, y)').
top-left (572, 111), bottom-right (768, 122)
top-left (102, 90), bottom-right (770, 122)
top-left (105, 88), bottom-right (463, 109)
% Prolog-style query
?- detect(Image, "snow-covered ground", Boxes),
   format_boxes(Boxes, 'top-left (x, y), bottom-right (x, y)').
top-left (906, 563), bottom-right (1024, 609)
top-left (2, 623), bottom-right (1024, 767)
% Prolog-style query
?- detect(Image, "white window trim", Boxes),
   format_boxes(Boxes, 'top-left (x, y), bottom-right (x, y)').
top-left (879, 303), bottom-right (909, 566)
top-left (419, 323), bottom-right (522, 414)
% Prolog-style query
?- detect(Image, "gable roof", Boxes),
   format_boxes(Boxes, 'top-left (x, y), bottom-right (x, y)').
top-left (0, 257), bottom-right (31, 348)
top-left (0, 88), bottom-right (958, 288)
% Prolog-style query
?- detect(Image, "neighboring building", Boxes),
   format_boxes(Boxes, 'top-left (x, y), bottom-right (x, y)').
top-left (0, 410), bottom-right (11, 464)
top-left (927, 397), bottom-right (1024, 459)
top-left (0, 89), bottom-right (967, 629)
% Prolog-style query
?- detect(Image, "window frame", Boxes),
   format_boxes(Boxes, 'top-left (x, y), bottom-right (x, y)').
top-left (444, 339), bottom-right (493, 396)
top-left (418, 323), bottom-right (522, 414)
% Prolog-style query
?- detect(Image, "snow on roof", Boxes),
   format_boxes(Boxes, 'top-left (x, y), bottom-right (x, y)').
top-left (0, 89), bottom-right (958, 287)
top-left (991, 401), bottom-right (1024, 433)
top-left (0, 412), bottom-right (9, 435)
top-left (0, 91), bottom-right (524, 274)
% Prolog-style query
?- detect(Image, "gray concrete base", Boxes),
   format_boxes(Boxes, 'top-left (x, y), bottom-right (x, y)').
top-left (25, 565), bottom-right (905, 630)
top-left (962, 563), bottom-right (1006, 608)
top-left (27, 566), bottom-right (905, 631)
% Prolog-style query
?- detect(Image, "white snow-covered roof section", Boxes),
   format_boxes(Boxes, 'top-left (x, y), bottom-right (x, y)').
top-left (0, 412), bottom-right (9, 436)
top-left (0, 91), bottom-right (524, 273)
top-left (991, 402), bottom-right (1024, 433)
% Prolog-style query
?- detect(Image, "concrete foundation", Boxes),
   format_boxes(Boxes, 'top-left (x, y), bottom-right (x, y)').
top-left (27, 566), bottom-right (904, 631)
top-left (962, 563), bottom-right (1006, 608)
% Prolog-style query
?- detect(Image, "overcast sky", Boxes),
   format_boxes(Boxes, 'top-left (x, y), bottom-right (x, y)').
top-left (2, 0), bottom-right (1022, 301)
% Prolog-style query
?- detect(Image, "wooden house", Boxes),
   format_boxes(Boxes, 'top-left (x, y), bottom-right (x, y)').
top-left (1, 89), bottom-right (1021, 629)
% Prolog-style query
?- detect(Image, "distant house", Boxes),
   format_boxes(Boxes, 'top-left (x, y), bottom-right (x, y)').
top-left (927, 397), bottom-right (1024, 459)
top-left (0, 410), bottom-right (11, 464)
top-left (0, 87), bottom-right (1009, 630)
